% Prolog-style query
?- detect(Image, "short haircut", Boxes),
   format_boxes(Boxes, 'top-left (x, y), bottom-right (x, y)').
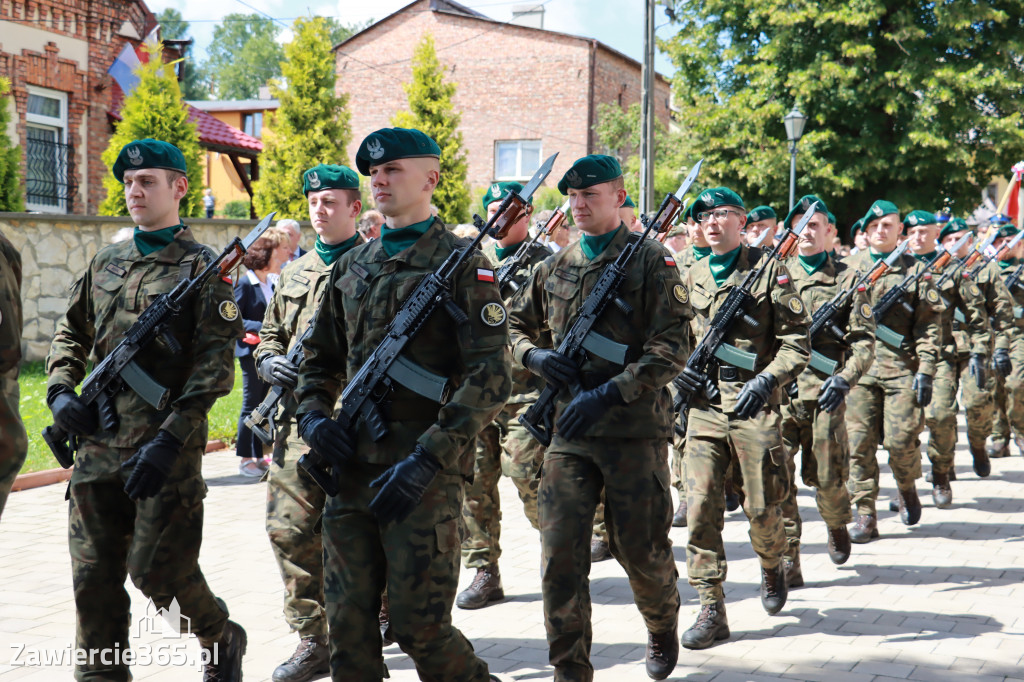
top-left (610, 176), bottom-right (625, 191)
top-left (276, 219), bottom-right (301, 236)
top-left (166, 169), bottom-right (187, 187)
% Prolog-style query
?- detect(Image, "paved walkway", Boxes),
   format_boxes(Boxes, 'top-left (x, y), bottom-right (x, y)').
top-left (1, 420), bottom-right (1023, 681)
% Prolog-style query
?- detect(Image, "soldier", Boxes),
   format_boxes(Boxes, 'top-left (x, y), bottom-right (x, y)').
top-left (850, 219), bottom-right (867, 254)
top-left (46, 139), bottom-right (246, 681)
top-left (0, 229), bottom-right (26, 517)
top-left (674, 186), bottom-right (810, 649)
top-left (620, 195), bottom-right (642, 232)
top-left (778, 196), bottom-right (874, 586)
top-left (745, 205), bottom-right (777, 246)
top-left (844, 200), bottom-right (941, 543)
top-left (904, 210), bottom-right (992, 509)
top-left (293, 127), bottom-right (512, 682)
top-left (253, 164), bottom-right (366, 681)
top-left (508, 154), bottom-right (688, 680)
top-left (456, 182), bottom-right (551, 610)
top-left (988, 216), bottom-right (1024, 458)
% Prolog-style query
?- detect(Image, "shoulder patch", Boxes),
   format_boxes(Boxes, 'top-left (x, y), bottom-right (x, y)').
top-left (481, 301), bottom-right (507, 327)
top-left (219, 300), bottom-right (239, 321)
top-left (777, 273), bottom-right (790, 286)
top-left (786, 295), bottom-right (804, 314)
top-left (968, 283), bottom-right (981, 297)
top-left (673, 284), bottom-right (689, 304)
top-left (860, 302), bottom-right (873, 320)
top-left (926, 289), bottom-right (940, 305)
top-left (664, 255), bottom-right (677, 267)
top-left (477, 268), bottom-right (495, 283)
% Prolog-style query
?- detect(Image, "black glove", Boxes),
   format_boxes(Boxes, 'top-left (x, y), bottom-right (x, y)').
top-left (122, 430), bottom-right (183, 500)
top-left (556, 381), bottom-right (625, 441)
top-left (734, 372), bottom-right (777, 419)
top-left (523, 348), bottom-right (579, 389)
top-left (994, 348), bottom-right (1012, 378)
top-left (369, 444), bottom-right (441, 525)
top-left (817, 375), bottom-right (851, 413)
top-left (672, 367), bottom-right (705, 397)
top-left (48, 385), bottom-right (99, 437)
top-left (297, 410), bottom-right (356, 469)
top-left (913, 373), bottom-right (933, 407)
top-left (785, 381), bottom-right (799, 399)
top-left (968, 353), bottom-right (987, 389)
top-left (257, 354), bottom-right (298, 389)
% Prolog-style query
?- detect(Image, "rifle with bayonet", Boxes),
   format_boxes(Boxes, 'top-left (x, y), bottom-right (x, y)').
top-left (933, 230), bottom-right (994, 292)
top-left (519, 159), bottom-right (704, 447)
top-left (43, 213), bottom-right (277, 468)
top-left (964, 229), bottom-right (1024, 280)
top-left (298, 154), bottom-right (559, 495)
top-left (871, 239), bottom-right (954, 348)
top-left (495, 198), bottom-right (569, 298)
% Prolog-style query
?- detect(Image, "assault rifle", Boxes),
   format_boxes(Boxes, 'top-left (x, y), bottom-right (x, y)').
top-left (519, 160), bottom-right (704, 447)
top-left (871, 239), bottom-right (955, 348)
top-left (1005, 260), bottom-right (1024, 293)
top-left (495, 198), bottom-right (569, 298)
top-left (43, 213), bottom-right (276, 468)
top-left (298, 154), bottom-right (558, 495)
top-left (933, 231), bottom-right (994, 291)
top-left (965, 229), bottom-right (1024, 280)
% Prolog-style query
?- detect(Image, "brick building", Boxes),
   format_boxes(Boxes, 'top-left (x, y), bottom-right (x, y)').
top-left (334, 0), bottom-right (673, 196)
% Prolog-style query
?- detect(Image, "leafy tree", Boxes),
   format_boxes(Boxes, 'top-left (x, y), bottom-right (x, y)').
top-left (253, 16), bottom-right (352, 221)
top-left (392, 34), bottom-right (471, 224)
top-left (661, 0), bottom-right (1024, 231)
top-left (100, 43), bottom-right (204, 218)
top-left (0, 77), bottom-right (23, 212)
top-left (157, 8), bottom-right (210, 101)
top-left (324, 17), bottom-right (373, 47)
top-left (206, 14), bottom-right (284, 100)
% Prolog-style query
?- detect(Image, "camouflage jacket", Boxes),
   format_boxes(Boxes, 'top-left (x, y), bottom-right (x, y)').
top-left (294, 218), bottom-right (512, 472)
top-left (997, 260), bottom-right (1024, 339)
top-left (46, 229), bottom-right (240, 461)
top-left (957, 260), bottom-right (1015, 355)
top-left (508, 223), bottom-right (690, 440)
top-left (0, 232), bottom-right (22, 377)
top-left (786, 253), bottom-right (875, 401)
top-left (685, 244), bottom-right (810, 412)
top-left (932, 259), bottom-right (991, 362)
top-left (843, 249), bottom-right (940, 379)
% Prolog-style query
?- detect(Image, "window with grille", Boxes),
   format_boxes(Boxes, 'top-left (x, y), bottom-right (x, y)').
top-left (25, 87), bottom-right (74, 213)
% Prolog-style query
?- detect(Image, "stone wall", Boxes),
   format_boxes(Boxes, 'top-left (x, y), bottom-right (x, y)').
top-left (0, 213), bottom-right (313, 361)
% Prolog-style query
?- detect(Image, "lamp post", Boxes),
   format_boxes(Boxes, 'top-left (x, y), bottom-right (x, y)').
top-left (784, 107), bottom-right (807, 210)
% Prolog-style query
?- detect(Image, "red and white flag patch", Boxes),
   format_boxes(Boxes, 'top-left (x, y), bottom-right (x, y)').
top-left (477, 268), bottom-right (495, 282)
top-left (664, 256), bottom-right (676, 267)
top-left (777, 274), bottom-right (790, 285)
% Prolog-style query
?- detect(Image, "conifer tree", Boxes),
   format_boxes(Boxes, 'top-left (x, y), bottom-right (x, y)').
top-left (0, 77), bottom-right (23, 212)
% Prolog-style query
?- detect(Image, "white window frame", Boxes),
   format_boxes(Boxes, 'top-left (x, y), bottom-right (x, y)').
top-left (25, 86), bottom-right (69, 213)
top-left (494, 139), bottom-right (542, 181)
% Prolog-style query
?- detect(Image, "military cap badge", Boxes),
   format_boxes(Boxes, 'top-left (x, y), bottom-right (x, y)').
top-left (566, 169), bottom-right (582, 188)
top-left (308, 171), bottom-right (321, 189)
top-left (367, 138), bottom-right (385, 160)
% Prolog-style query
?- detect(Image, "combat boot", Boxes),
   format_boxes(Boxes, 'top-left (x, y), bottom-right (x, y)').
top-left (783, 552), bottom-right (803, 588)
top-left (973, 445), bottom-right (992, 477)
top-left (204, 619), bottom-right (247, 682)
top-left (760, 563), bottom-right (788, 615)
top-left (986, 437), bottom-right (1010, 459)
top-left (590, 536), bottom-right (612, 562)
top-left (456, 565), bottom-right (504, 609)
top-left (681, 602), bottom-right (729, 650)
top-left (380, 593), bottom-right (393, 646)
top-left (931, 470), bottom-right (953, 509)
top-left (271, 635), bottom-right (329, 682)
top-left (645, 624), bottom-right (678, 680)
top-left (926, 468), bottom-right (956, 483)
top-left (849, 514), bottom-right (878, 544)
top-left (1015, 434), bottom-right (1024, 457)
top-left (724, 479), bottom-right (740, 512)
top-left (826, 525), bottom-right (851, 565)
top-left (896, 486), bottom-right (922, 526)
top-left (672, 498), bottom-right (687, 528)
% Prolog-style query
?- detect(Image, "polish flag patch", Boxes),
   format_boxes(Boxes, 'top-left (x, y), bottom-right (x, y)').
top-left (857, 284), bottom-right (867, 292)
top-left (777, 274), bottom-right (790, 285)
top-left (664, 256), bottom-right (676, 267)
top-left (477, 268), bottom-right (495, 282)
top-left (923, 273), bottom-right (932, 280)
top-left (221, 276), bottom-right (233, 284)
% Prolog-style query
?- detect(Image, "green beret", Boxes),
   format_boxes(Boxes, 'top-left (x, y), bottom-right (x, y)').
top-left (622, 195), bottom-right (636, 209)
top-left (850, 218), bottom-right (865, 238)
top-left (862, 199), bottom-right (900, 226)
top-left (303, 164), bottom-right (359, 196)
top-left (939, 217), bottom-right (970, 241)
top-left (827, 211), bottom-right (836, 225)
top-left (904, 209), bottom-right (938, 229)
top-left (746, 206), bottom-right (776, 224)
top-left (997, 223), bottom-right (1020, 238)
top-left (557, 154), bottom-right (622, 194)
top-left (692, 187), bottom-right (745, 216)
top-left (355, 127), bottom-right (440, 176)
top-left (682, 200), bottom-right (695, 222)
top-left (482, 181), bottom-right (530, 210)
top-left (782, 195), bottom-right (828, 230)
top-left (112, 138), bottom-right (187, 182)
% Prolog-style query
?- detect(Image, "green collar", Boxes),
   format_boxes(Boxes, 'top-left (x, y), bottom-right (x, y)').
top-left (914, 251), bottom-right (937, 264)
top-left (494, 239), bottom-right (525, 262)
top-left (999, 258), bottom-right (1020, 269)
top-left (134, 224), bottom-right (184, 256)
top-left (708, 246), bottom-right (742, 286)
top-left (868, 248), bottom-right (892, 263)
top-left (315, 233), bottom-right (360, 266)
top-left (580, 224), bottom-right (624, 261)
top-left (692, 245), bottom-right (712, 261)
top-left (380, 217), bottom-right (435, 258)
top-left (798, 251), bottom-right (828, 275)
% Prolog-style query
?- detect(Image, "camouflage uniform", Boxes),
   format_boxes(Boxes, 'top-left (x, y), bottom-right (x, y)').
top-left (779, 254), bottom-right (875, 555)
top-left (508, 224), bottom-right (689, 680)
top-left (843, 249), bottom-right (940, 515)
top-left (294, 218), bottom-right (511, 682)
top-left (460, 239), bottom-right (552, 568)
top-left (683, 245), bottom-right (810, 604)
top-left (991, 260), bottom-right (1024, 449)
top-left (0, 232), bottom-right (27, 516)
top-left (46, 229), bottom-right (240, 681)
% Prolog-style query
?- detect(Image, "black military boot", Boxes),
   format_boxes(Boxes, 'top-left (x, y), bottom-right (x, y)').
top-left (783, 552), bottom-right (803, 588)
top-left (380, 592), bottom-right (393, 646)
top-left (645, 624), bottom-right (678, 680)
top-left (681, 602), bottom-right (729, 650)
top-left (972, 445), bottom-right (992, 477)
top-left (926, 468), bottom-right (956, 483)
top-left (760, 563), bottom-right (788, 615)
top-left (672, 497), bottom-right (687, 528)
top-left (986, 438), bottom-right (1010, 459)
top-left (590, 536), bottom-right (612, 562)
top-left (204, 619), bottom-right (247, 682)
top-left (724, 479), bottom-right (740, 512)
top-left (896, 486), bottom-right (922, 526)
top-left (931, 470), bottom-right (953, 509)
top-left (849, 514), bottom-right (878, 544)
top-left (456, 565), bottom-right (504, 609)
top-left (271, 635), bottom-right (329, 682)
top-left (826, 525), bottom-right (851, 565)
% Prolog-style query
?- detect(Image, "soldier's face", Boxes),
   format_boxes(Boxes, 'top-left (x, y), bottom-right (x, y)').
top-left (488, 201), bottom-right (530, 244)
top-left (308, 189), bottom-right (361, 244)
top-left (369, 158), bottom-right (438, 221)
top-left (906, 223), bottom-right (940, 255)
top-left (701, 204), bottom-right (745, 253)
top-left (865, 215), bottom-right (902, 252)
top-left (688, 219), bottom-right (708, 248)
top-left (854, 231), bottom-right (868, 250)
top-left (941, 230), bottom-right (971, 258)
top-left (123, 169), bottom-right (187, 229)
top-left (745, 219), bottom-right (777, 245)
top-left (619, 207), bottom-right (641, 232)
top-left (568, 182), bottom-right (626, 235)
top-left (796, 213), bottom-right (833, 255)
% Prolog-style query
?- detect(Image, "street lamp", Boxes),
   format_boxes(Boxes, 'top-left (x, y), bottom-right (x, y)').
top-left (784, 107), bottom-right (807, 210)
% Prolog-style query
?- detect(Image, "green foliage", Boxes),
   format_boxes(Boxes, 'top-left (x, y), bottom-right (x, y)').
top-left (206, 14), bottom-right (284, 100)
top-left (0, 77), bottom-right (23, 212)
top-left (223, 200), bottom-right (250, 219)
top-left (157, 8), bottom-right (210, 101)
top-left (99, 43), bottom-right (203, 218)
top-left (324, 16), bottom-right (374, 47)
top-left (392, 34), bottom-right (472, 224)
top-left (532, 187), bottom-right (566, 213)
top-left (661, 0), bottom-right (1024, 231)
top-left (253, 16), bottom-right (352, 221)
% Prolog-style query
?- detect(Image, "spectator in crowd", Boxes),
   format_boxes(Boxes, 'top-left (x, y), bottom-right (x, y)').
top-left (277, 219), bottom-right (305, 262)
top-left (359, 210), bottom-right (384, 241)
top-left (203, 188), bottom-right (216, 219)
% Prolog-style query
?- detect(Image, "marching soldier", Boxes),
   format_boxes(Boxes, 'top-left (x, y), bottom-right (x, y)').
top-left (508, 154), bottom-right (688, 680)
top-left (253, 164), bottom-right (365, 680)
top-left (779, 196), bottom-right (874, 586)
top-left (745, 205), bottom-right (777, 246)
top-left (674, 186), bottom-right (810, 649)
top-left (46, 139), bottom-right (246, 681)
top-left (293, 127), bottom-right (512, 681)
top-left (0, 229), bottom-right (26, 517)
top-left (844, 201), bottom-right (941, 543)
top-left (988, 216), bottom-right (1024, 458)
top-left (850, 218), bottom-right (867, 254)
top-left (456, 182), bottom-right (551, 610)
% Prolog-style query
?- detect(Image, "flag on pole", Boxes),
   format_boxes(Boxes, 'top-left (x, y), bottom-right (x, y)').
top-left (107, 43), bottom-right (141, 96)
top-left (1010, 162), bottom-right (1024, 230)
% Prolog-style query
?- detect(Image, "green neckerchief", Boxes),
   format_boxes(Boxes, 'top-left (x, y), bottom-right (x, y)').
top-left (580, 224), bottom-right (624, 261)
top-left (999, 258), bottom-right (1020, 269)
top-left (134, 224), bottom-right (184, 256)
top-left (914, 251), bottom-right (937, 264)
top-left (380, 217), bottom-right (434, 258)
top-left (692, 245), bottom-right (712, 261)
top-left (868, 248), bottom-right (891, 263)
top-left (798, 251), bottom-right (829, 275)
top-left (708, 246), bottom-right (742, 286)
top-left (315, 233), bottom-right (360, 266)
top-left (494, 240), bottom-right (525, 262)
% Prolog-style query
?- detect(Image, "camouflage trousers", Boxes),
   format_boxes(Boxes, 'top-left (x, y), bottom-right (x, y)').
top-left (685, 405), bottom-right (788, 604)
top-left (540, 435), bottom-right (678, 682)
top-left (780, 398), bottom-right (852, 555)
top-left (0, 373), bottom-right (27, 517)
top-left (847, 375), bottom-right (924, 516)
top-left (266, 429), bottom-right (327, 637)
top-left (68, 448), bottom-right (228, 681)
top-left (594, 439), bottom-right (681, 543)
top-left (321, 464), bottom-right (489, 682)
top-left (926, 355), bottom-right (994, 474)
top-left (991, 337), bottom-right (1024, 445)
top-left (461, 403), bottom-right (544, 568)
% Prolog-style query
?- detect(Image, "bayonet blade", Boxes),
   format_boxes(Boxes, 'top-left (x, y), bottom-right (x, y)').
top-left (884, 239), bottom-right (911, 267)
top-left (673, 159), bottom-right (704, 200)
top-left (789, 200), bottom-right (820, 237)
top-left (950, 231), bottom-right (972, 254)
top-left (240, 212), bottom-right (277, 250)
top-left (518, 153), bottom-right (559, 203)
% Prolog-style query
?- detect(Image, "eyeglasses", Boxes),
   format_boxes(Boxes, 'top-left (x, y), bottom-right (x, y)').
top-left (697, 208), bottom-right (743, 223)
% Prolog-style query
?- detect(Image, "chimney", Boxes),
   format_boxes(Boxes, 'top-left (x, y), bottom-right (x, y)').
top-left (511, 4), bottom-right (544, 29)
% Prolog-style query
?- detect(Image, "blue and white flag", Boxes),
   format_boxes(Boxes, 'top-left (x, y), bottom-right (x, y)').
top-left (108, 43), bottom-right (141, 96)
